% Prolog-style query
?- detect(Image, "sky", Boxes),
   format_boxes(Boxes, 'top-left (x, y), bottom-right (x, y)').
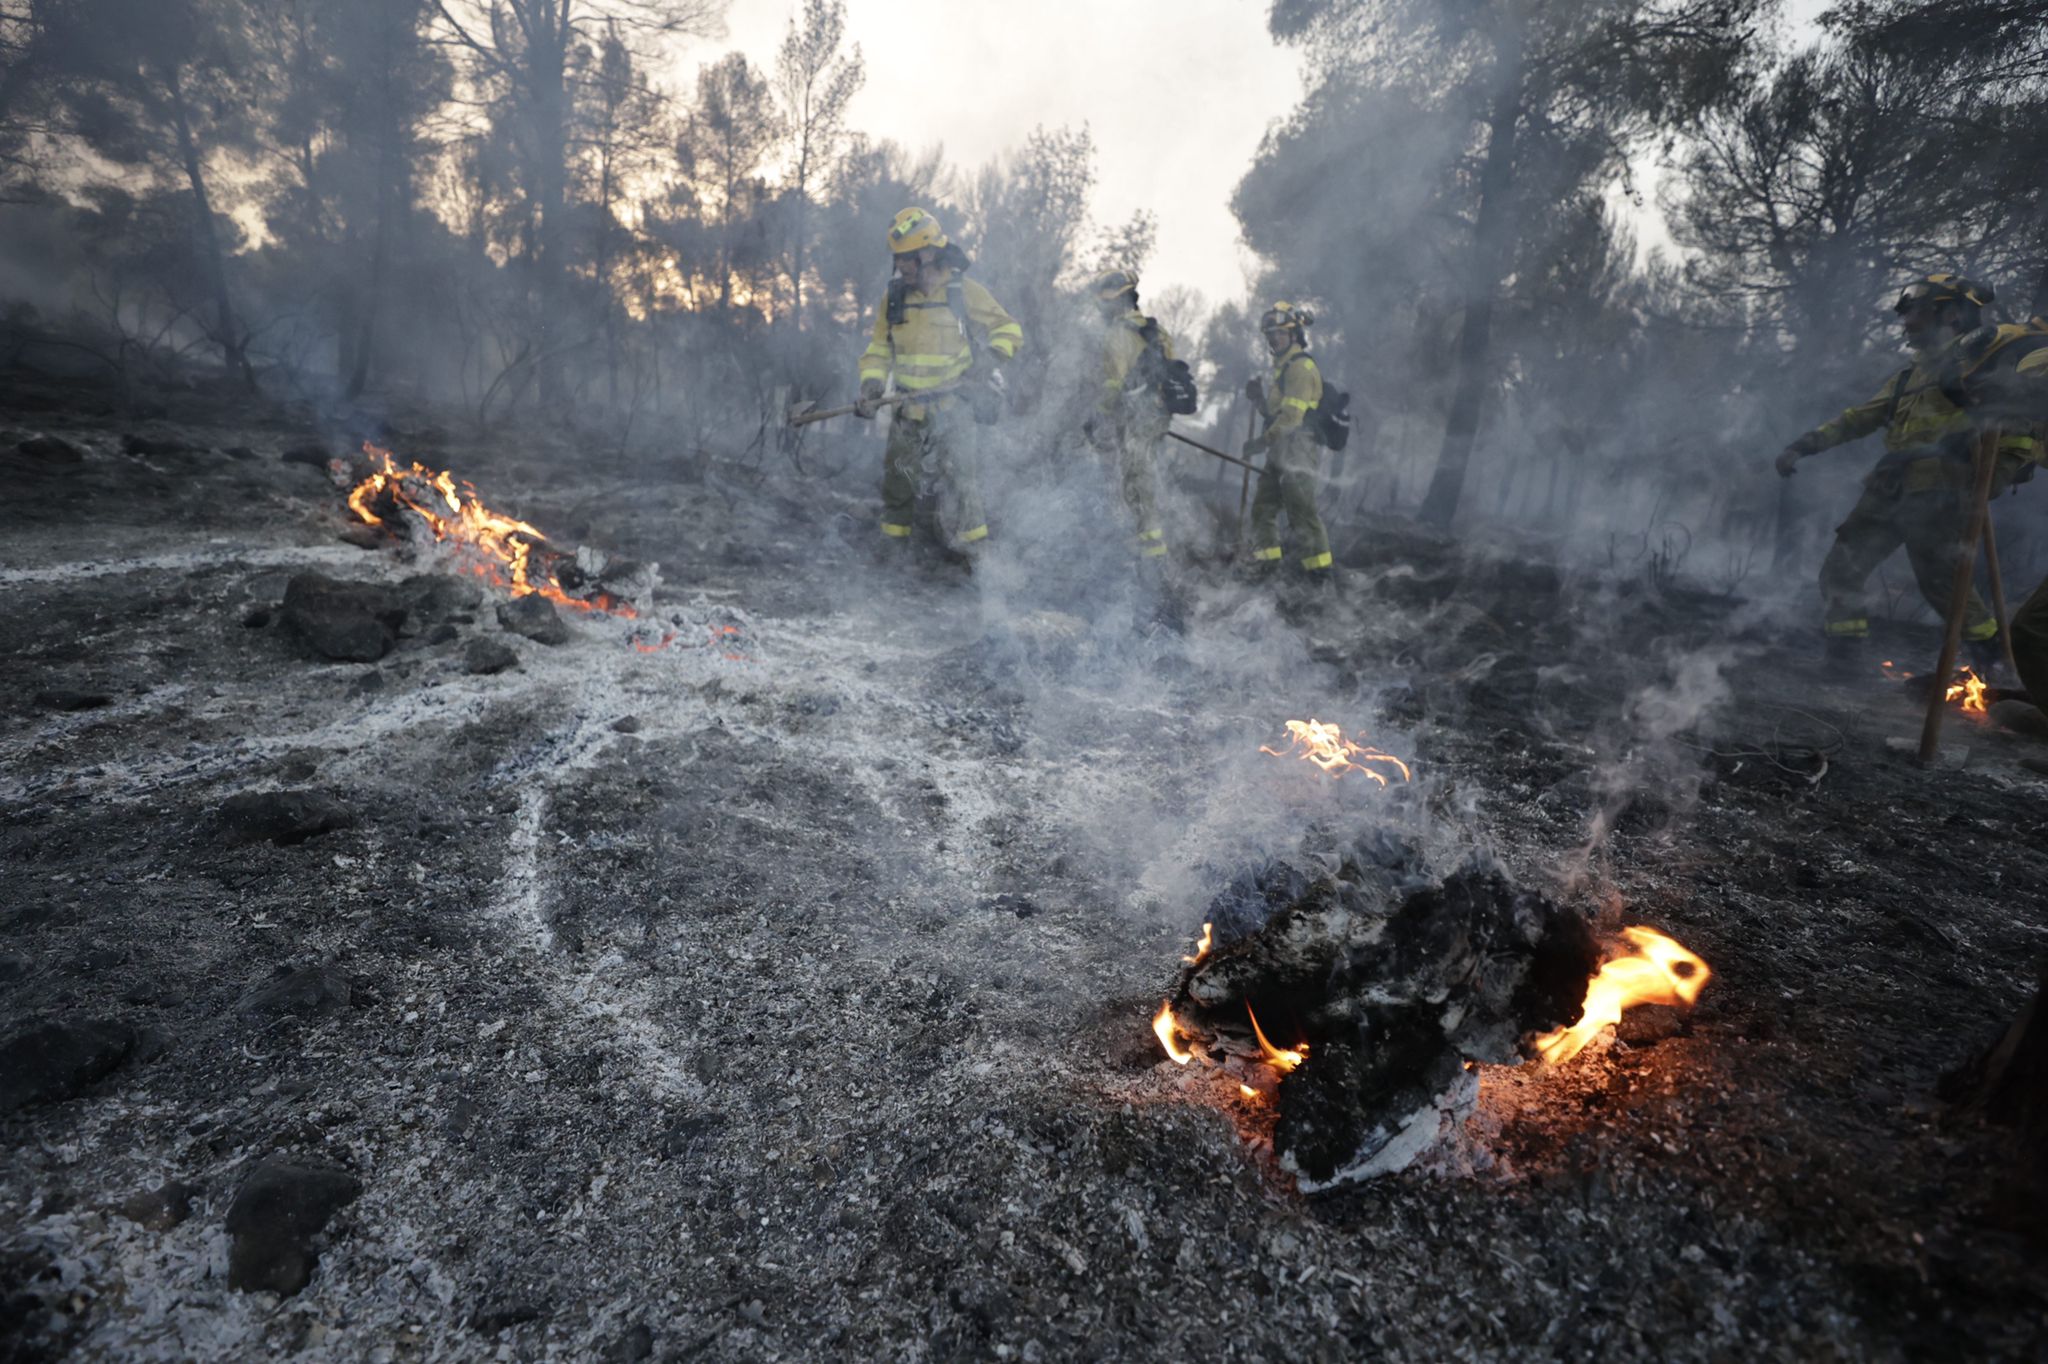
top-left (685, 0), bottom-right (1307, 309)
top-left (677, 0), bottom-right (1839, 313)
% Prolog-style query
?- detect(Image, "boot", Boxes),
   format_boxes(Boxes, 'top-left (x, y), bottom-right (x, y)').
top-left (1964, 636), bottom-right (2004, 679)
top-left (1822, 634), bottom-right (1870, 682)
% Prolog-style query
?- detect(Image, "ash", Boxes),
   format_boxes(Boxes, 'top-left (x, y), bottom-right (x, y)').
top-left (3, 380), bottom-right (2047, 1361)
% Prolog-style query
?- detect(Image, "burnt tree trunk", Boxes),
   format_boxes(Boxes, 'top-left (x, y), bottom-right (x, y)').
top-left (1418, 5), bottom-right (1527, 529)
top-left (166, 65), bottom-right (255, 392)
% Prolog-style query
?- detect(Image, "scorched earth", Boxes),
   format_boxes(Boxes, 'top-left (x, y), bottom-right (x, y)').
top-left (3, 377), bottom-right (2047, 1362)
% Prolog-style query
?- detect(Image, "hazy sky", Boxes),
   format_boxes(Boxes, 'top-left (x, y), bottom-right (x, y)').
top-left (682, 0), bottom-right (1838, 311)
top-left (695, 0), bottom-right (1306, 308)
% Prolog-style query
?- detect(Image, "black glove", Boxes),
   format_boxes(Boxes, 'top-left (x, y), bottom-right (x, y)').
top-left (969, 367), bottom-right (1006, 426)
top-left (1245, 376), bottom-right (1264, 405)
top-left (854, 379), bottom-right (885, 420)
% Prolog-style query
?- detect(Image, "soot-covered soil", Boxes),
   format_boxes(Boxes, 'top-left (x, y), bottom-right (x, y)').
top-left (2, 376), bottom-right (2046, 1361)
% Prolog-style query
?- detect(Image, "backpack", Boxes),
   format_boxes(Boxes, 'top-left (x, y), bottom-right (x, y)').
top-left (1281, 352), bottom-right (1352, 451)
top-left (1130, 317), bottom-right (1199, 416)
top-left (1879, 317), bottom-right (2048, 427)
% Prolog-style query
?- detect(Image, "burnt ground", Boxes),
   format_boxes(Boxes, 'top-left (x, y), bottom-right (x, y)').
top-left (2, 374), bottom-right (2046, 1362)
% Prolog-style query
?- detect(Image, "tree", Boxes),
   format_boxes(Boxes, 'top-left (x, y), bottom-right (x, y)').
top-left (1251, 0), bottom-right (1766, 527)
top-left (773, 0), bottom-right (861, 331)
top-left (682, 50), bottom-right (780, 311)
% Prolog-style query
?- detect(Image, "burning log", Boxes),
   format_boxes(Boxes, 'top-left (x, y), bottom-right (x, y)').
top-left (1158, 829), bottom-right (1600, 1190)
top-left (334, 444), bottom-right (656, 618)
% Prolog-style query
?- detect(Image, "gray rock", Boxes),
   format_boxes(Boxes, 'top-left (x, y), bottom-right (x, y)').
top-left (464, 638), bottom-right (519, 675)
top-left (496, 594), bottom-right (569, 646)
top-left (401, 574), bottom-right (485, 620)
top-left (237, 964), bottom-right (352, 1018)
top-left (224, 1157), bottom-right (361, 1295)
top-left (113, 1180), bottom-right (199, 1231)
top-left (337, 524), bottom-right (384, 550)
top-left (602, 1323), bottom-right (655, 1363)
top-left (0, 1017), bottom-right (136, 1112)
top-left (16, 434), bottom-right (83, 464)
top-left (610, 715), bottom-right (641, 734)
top-left (121, 433), bottom-right (195, 457)
top-left (280, 573), bottom-right (408, 662)
top-left (32, 688), bottom-right (112, 712)
top-left (218, 789), bottom-right (354, 846)
top-left (223, 445), bottom-right (258, 461)
top-left (471, 1299), bottom-right (549, 1336)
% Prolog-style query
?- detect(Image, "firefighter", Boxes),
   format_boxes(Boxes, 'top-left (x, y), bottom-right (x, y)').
top-left (854, 207), bottom-right (1022, 555)
top-left (1085, 268), bottom-right (1174, 563)
top-left (1776, 274), bottom-right (2041, 668)
top-left (1976, 344), bottom-right (2048, 736)
top-left (1242, 301), bottom-right (1333, 580)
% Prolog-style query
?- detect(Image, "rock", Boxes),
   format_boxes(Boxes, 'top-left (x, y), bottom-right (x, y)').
top-left (279, 572), bottom-right (407, 662)
top-left (32, 688), bottom-right (112, 712)
top-left (223, 445), bottom-right (258, 461)
top-left (280, 443), bottom-right (333, 469)
top-left (496, 595), bottom-right (569, 646)
top-left (1990, 699), bottom-right (2048, 741)
top-left (401, 574), bottom-right (485, 620)
top-left (463, 638), bottom-right (518, 675)
top-left (16, 434), bottom-right (83, 464)
top-left (237, 963), bottom-right (352, 1018)
top-left (602, 1323), bottom-right (655, 1363)
top-left (424, 622), bottom-right (458, 645)
top-left (224, 1157), bottom-right (361, 1295)
top-left (0, 1018), bottom-right (136, 1112)
top-left (121, 433), bottom-right (195, 457)
top-left (471, 1299), bottom-right (549, 1336)
top-left (350, 671), bottom-right (385, 696)
top-left (218, 790), bottom-right (354, 846)
top-left (113, 1180), bottom-right (199, 1231)
top-left (610, 715), bottom-right (641, 734)
top-left (241, 608), bottom-right (272, 629)
top-left (337, 524), bottom-right (384, 550)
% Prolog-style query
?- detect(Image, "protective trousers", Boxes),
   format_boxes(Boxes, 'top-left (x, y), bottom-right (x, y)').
top-left (1819, 459), bottom-right (2004, 642)
top-left (1114, 409), bottom-right (1168, 558)
top-left (879, 402), bottom-right (988, 547)
top-left (1249, 429), bottom-right (1331, 571)
top-left (2012, 573), bottom-right (2048, 708)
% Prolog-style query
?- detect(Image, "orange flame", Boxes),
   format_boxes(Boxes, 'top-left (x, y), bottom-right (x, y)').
top-left (345, 443), bottom-right (635, 618)
top-left (1261, 719), bottom-right (1411, 786)
top-left (1246, 1002), bottom-right (1306, 1073)
top-left (1532, 926), bottom-right (1711, 1066)
top-left (1152, 1003), bottom-right (1193, 1065)
top-left (1945, 665), bottom-right (1989, 715)
top-left (1182, 922), bottom-right (1213, 965)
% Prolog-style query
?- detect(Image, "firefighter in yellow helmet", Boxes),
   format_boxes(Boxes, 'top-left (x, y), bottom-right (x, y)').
top-left (1776, 273), bottom-right (2041, 668)
top-left (853, 207), bottom-right (1023, 555)
top-left (1085, 268), bottom-right (1180, 563)
top-left (1242, 301), bottom-right (1333, 578)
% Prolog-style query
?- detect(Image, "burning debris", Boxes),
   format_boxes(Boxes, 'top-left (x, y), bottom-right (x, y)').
top-left (337, 443), bottom-right (656, 617)
top-left (1259, 719), bottom-right (1413, 785)
top-left (1152, 826), bottom-right (1715, 1190)
top-left (1881, 660), bottom-right (1992, 717)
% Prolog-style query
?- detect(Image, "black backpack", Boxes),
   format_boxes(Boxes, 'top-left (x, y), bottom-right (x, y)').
top-left (1282, 352), bottom-right (1352, 450)
top-left (1131, 317), bottom-right (1199, 416)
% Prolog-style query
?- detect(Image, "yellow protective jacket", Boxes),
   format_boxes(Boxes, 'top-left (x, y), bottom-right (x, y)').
top-left (1098, 310), bottom-right (1175, 418)
top-left (858, 268), bottom-right (1022, 420)
top-left (1262, 344), bottom-right (1322, 440)
top-left (1793, 330), bottom-right (2040, 477)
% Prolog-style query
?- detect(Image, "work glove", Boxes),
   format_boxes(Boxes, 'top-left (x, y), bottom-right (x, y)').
top-left (1243, 432), bottom-right (1270, 457)
top-left (1773, 445), bottom-right (1803, 478)
top-left (1245, 377), bottom-right (1264, 405)
top-left (969, 366), bottom-right (1006, 426)
top-left (854, 378), bottom-right (885, 420)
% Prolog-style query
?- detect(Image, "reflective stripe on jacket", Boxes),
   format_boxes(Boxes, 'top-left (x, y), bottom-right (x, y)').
top-left (1098, 310), bottom-right (1174, 416)
top-left (1798, 332), bottom-right (2038, 463)
top-left (858, 270), bottom-right (1022, 397)
top-left (1263, 345), bottom-right (1321, 437)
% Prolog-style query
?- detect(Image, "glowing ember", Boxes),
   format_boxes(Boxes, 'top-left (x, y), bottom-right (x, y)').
top-left (1246, 1002), bottom-right (1306, 1073)
top-left (344, 442), bottom-right (635, 617)
top-left (1261, 719), bottom-right (1411, 786)
top-left (1945, 665), bottom-right (1989, 716)
top-left (1239, 1084), bottom-right (1259, 1099)
top-left (1532, 925), bottom-right (1711, 1066)
top-left (1152, 1003), bottom-right (1193, 1065)
top-left (1182, 922), bottom-right (1213, 965)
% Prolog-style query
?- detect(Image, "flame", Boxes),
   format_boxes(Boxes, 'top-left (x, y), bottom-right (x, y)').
top-left (1881, 660), bottom-right (1915, 681)
top-left (1239, 1084), bottom-right (1259, 1100)
top-left (1261, 719), bottom-right (1411, 786)
top-left (1945, 665), bottom-right (1989, 715)
top-left (1182, 922), bottom-right (1213, 965)
top-left (1246, 1002), bottom-right (1306, 1073)
top-left (345, 443), bottom-right (635, 618)
top-left (1152, 1003), bottom-right (1193, 1065)
top-left (1532, 926), bottom-right (1712, 1066)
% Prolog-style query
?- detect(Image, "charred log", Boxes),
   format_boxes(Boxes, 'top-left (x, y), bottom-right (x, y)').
top-left (1171, 830), bottom-right (1596, 1189)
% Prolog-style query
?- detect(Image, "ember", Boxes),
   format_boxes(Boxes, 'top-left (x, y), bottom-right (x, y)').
top-left (343, 443), bottom-right (637, 617)
top-left (1531, 926), bottom-right (1713, 1065)
top-left (1945, 665), bottom-right (1989, 716)
top-left (1260, 719), bottom-right (1411, 785)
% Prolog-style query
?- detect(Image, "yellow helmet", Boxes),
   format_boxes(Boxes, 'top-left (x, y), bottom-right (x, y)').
top-left (1090, 269), bottom-right (1138, 304)
top-left (1261, 300), bottom-right (1314, 335)
top-left (888, 207), bottom-right (947, 255)
top-left (1895, 273), bottom-right (1993, 315)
